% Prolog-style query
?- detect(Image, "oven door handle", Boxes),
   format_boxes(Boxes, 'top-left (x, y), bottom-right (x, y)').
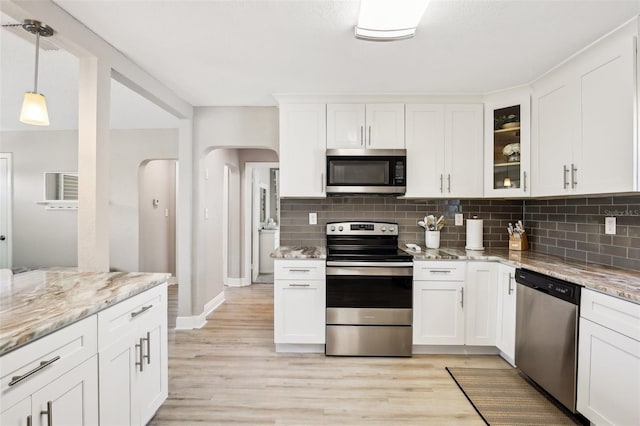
top-left (326, 265), bottom-right (413, 277)
top-left (326, 261), bottom-right (413, 268)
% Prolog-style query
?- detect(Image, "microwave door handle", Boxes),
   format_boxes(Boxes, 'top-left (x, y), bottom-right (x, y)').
top-left (360, 126), bottom-right (364, 146)
top-left (368, 126), bottom-right (372, 147)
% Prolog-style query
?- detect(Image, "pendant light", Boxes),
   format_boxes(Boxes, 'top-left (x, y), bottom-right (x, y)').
top-left (19, 19), bottom-right (54, 126)
top-left (503, 163), bottom-right (512, 187)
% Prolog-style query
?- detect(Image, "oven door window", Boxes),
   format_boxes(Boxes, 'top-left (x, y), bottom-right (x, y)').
top-left (328, 160), bottom-right (390, 186)
top-left (326, 275), bottom-right (412, 309)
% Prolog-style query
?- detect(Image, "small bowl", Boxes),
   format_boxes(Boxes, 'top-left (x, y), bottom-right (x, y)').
top-left (502, 122), bottom-right (520, 129)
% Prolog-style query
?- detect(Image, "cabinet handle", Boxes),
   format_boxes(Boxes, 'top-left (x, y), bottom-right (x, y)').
top-left (41, 400), bottom-right (53, 426)
top-left (136, 338), bottom-right (144, 372)
top-left (142, 331), bottom-right (151, 365)
top-left (523, 171), bottom-right (527, 192)
top-left (427, 269), bottom-right (452, 274)
top-left (288, 268), bottom-right (310, 272)
top-left (368, 125), bottom-right (372, 146)
top-left (447, 174), bottom-right (451, 193)
top-left (289, 283), bottom-right (311, 287)
top-left (321, 173), bottom-right (324, 193)
top-left (9, 356), bottom-right (60, 386)
top-left (26, 415), bottom-right (32, 426)
top-left (439, 174), bottom-right (443, 193)
top-left (508, 273), bottom-right (514, 295)
top-left (131, 305), bottom-right (153, 318)
top-left (460, 288), bottom-right (464, 309)
top-left (563, 165), bottom-right (570, 189)
top-left (571, 163), bottom-right (578, 189)
top-left (360, 126), bottom-right (364, 145)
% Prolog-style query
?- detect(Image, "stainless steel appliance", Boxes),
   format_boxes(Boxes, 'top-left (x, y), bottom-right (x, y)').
top-left (515, 268), bottom-right (581, 413)
top-left (325, 221), bottom-right (413, 356)
top-left (326, 149), bottom-right (406, 195)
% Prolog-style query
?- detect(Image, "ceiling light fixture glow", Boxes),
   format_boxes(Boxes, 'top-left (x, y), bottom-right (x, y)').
top-left (355, 0), bottom-right (430, 41)
top-left (19, 19), bottom-right (54, 126)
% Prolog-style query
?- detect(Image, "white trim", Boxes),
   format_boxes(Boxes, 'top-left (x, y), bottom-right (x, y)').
top-left (175, 291), bottom-right (225, 330)
top-left (499, 351), bottom-right (516, 368)
top-left (275, 344), bottom-right (325, 353)
top-left (0, 153), bottom-right (12, 269)
top-left (412, 345), bottom-right (500, 355)
top-left (222, 165), bottom-right (230, 286)
top-left (225, 277), bottom-right (249, 287)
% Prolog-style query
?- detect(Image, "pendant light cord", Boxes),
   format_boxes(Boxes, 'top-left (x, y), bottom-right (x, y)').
top-left (33, 25), bottom-right (40, 93)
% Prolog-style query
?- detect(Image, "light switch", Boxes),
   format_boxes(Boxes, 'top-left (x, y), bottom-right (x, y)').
top-left (204, 208), bottom-right (209, 220)
top-left (605, 217), bottom-right (616, 235)
top-left (455, 213), bottom-right (463, 226)
top-left (309, 212), bottom-right (317, 225)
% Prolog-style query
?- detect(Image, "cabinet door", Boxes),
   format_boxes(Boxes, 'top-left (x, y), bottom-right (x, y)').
top-left (136, 322), bottom-right (166, 426)
top-left (577, 36), bottom-right (635, 194)
top-left (326, 104), bottom-right (366, 149)
top-left (531, 74), bottom-right (579, 197)
top-left (496, 265), bottom-right (517, 364)
top-left (444, 104), bottom-right (484, 198)
top-left (413, 281), bottom-right (465, 345)
top-left (274, 280), bottom-right (326, 344)
top-left (32, 356), bottom-right (99, 426)
top-left (99, 331), bottom-right (137, 426)
top-left (365, 104), bottom-right (405, 149)
top-left (279, 104), bottom-right (326, 197)
top-left (484, 91), bottom-right (531, 198)
top-left (0, 395), bottom-right (31, 426)
top-left (465, 262), bottom-right (498, 346)
top-left (577, 318), bottom-right (640, 425)
top-left (405, 104), bottom-right (446, 197)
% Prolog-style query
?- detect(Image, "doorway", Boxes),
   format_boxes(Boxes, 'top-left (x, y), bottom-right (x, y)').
top-left (138, 159), bottom-right (177, 275)
top-left (248, 163), bottom-right (279, 284)
top-left (0, 153), bottom-right (12, 269)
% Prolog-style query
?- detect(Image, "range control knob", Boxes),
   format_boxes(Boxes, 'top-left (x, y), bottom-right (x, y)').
top-left (381, 226), bottom-right (387, 232)
top-left (330, 226), bottom-right (336, 231)
top-left (389, 227), bottom-right (395, 232)
top-left (338, 226), bottom-right (343, 231)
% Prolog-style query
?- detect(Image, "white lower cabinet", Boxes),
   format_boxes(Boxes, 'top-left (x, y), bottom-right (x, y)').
top-left (465, 262), bottom-right (498, 346)
top-left (577, 289), bottom-right (640, 425)
top-left (495, 264), bottom-right (517, 365)
top-left (98, 282), bottom-right (168, 426)
top-left (413, 262), bottom-right (465, 345)
top-left (274, 260), bottom-right (326, 345)
top-left (0, 316), bottom-right (99, 426)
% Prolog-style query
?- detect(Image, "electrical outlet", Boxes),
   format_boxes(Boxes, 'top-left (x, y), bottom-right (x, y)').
top-left (309, 212), bottom-right (317, 225)
top-left (605, 217), bottom-right (616, 235)
top-left (455, 213), bottom-right (463, 226)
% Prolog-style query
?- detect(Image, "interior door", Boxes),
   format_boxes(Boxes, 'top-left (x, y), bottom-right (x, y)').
top-left (0, 154), bottom-right (11, 269)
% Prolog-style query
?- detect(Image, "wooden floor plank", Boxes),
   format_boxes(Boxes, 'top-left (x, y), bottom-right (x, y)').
top-left (151, 284), bottom-right (510, 425)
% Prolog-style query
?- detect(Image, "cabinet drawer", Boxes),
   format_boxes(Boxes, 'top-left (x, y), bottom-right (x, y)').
top-left (0, 315), bottom-right (97, 411)
top-left (581, 289), bottom-right (640, 341)
top-left (97, 284), bottom-right (166, 351)
top-left (413, 261), bottom-right (466, 281)
top-left (275, 260), bottom-right (326, 280)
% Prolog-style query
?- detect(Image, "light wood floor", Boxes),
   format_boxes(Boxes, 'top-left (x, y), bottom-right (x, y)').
top-left (151, 285), bottom-right (511, 425)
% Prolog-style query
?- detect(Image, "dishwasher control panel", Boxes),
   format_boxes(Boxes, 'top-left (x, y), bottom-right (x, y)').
top-left (515, 269), bottom-right (581, 305)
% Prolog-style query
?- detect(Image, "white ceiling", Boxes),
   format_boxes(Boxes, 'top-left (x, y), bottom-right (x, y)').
top-left (47, 0), bottom-right (640, 107)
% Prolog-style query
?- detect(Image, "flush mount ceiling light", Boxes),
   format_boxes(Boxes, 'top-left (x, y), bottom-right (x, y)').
top-left (19, 19), bottom-right (54, 126)
top-left (355, 0), bottom-right (431, 41)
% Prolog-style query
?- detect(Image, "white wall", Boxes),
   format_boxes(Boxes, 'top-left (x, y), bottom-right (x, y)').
top-left (139, 159), bottom-right (176, 275)
top-left (110, 129), bottom-right (178, 272)
top-left (1, 131), bottom-right (78, 267)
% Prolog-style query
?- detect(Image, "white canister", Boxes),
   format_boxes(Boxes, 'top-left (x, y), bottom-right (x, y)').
top-left (425, 230), bottom-right (440, 249)
top-left (465, 217), bottom-right (484, 250)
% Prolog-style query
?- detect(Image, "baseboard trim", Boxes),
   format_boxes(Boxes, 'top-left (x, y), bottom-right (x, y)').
top-left (175, 291), bottom-right (225, 330)
top-left (225, 277), bottom-right (250, 287)
top-left (275, 343), bottom-right (325, 353)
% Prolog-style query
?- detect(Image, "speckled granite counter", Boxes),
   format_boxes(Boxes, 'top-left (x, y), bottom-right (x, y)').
top-left (272, 246), bottom-right (326, 259)
top-left (272, 245), bottom-right (640, 303)
top-left (0, 268), bottom-right (170, 356)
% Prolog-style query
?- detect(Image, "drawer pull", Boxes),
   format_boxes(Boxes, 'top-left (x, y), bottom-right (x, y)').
top-left (131, 305), bottom-right (153, 318)
top-left (427, 269), bottom-right (453, 274)
top-left (289, 283), bottom-right (310, 287)
top-left (288, 268), bottom-right (311, 273)
top-left (41, 400), bottom-right (53, 426)
top-left (508, 273), bottom-right (514, 295)
top-left (9, 356), bottom-right (61, 386)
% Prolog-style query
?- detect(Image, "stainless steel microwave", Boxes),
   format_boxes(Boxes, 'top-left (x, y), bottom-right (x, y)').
top-left (326, 149), bottom-right (406, 195)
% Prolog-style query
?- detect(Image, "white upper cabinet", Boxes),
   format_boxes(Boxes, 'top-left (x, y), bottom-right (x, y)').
top-left (405, 104), bottom-right (483, 198)
top-left (532, 23), bottom-right (637, 196)
top-left (279, 104), bottom-right (327, 198)
top-left (327, 103), bottom-right (405, 149)
top-left (484, 90), bottom-right (531, 197)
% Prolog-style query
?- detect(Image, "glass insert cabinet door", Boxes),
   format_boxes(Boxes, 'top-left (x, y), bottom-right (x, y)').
top-left (493, 105), bottom-right (522, 189)
top-left (484, 94), bottom-right (530, 197)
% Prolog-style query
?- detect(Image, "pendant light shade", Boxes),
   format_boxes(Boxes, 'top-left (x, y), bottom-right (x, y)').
top-left (19, 20), bottom-right (54, 126)
top-left (503, 176), bottom-right (512, 187)
top-left (20, 92), bottom-right (50, 126)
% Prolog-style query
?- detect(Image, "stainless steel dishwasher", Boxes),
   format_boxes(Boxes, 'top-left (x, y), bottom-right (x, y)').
top-left (515, 268), bottom-right (581, 413)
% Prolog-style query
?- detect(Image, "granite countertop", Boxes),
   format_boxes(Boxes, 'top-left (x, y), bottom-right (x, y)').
top-left (0, 268), bottom-right (170, 356)
top-left (272, 246), bottom-right (326, 259)
top-left (272, 245), bottom-right (640, 303)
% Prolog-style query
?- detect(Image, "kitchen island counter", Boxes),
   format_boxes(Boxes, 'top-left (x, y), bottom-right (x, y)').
top-left (408, 247), bottom-right (640, 303)
top-left (0, 268), bottom-right (170, 355)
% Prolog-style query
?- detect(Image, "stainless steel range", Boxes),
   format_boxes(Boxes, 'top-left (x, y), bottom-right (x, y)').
top-left (325, 221), bottom-right (413, 357)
